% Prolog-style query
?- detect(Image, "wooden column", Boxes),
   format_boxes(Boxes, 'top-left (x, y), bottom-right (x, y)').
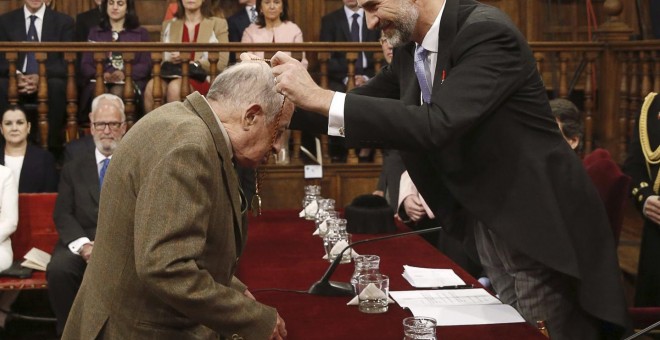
top-left (64, 52), bottom-right (78, 141)
top-left (151, 53), bottom-right (163, 109)
top-left (36, 52), bottom-right (48, 149)
top-left (597, 0), bottom-right (633, 161)
top-left (122, 52), bottom-right (136, 128)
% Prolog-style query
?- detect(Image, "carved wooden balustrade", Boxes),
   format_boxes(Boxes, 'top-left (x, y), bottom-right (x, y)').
top-left (1, 40), bottom-right (660, 166)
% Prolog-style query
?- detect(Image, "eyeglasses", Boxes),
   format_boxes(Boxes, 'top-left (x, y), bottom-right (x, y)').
top-left (92, 121), bottom-right (124, 131)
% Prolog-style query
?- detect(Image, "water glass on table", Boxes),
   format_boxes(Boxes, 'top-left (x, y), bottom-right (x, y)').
top-left (403, 316), bottom-right (437, 340)
top-left (357, 273), bottom-right (389, 313)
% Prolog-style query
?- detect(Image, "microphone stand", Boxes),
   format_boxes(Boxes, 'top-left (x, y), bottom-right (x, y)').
top-left (308, 226), bottom-right (444, 296)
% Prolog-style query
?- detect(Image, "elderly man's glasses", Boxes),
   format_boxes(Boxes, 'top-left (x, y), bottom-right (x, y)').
top-left (92, 121), bottom-right (124, 131)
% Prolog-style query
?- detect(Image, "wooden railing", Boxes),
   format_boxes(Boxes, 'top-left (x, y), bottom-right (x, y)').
top-left (1, 40), bottom-right (660, 164)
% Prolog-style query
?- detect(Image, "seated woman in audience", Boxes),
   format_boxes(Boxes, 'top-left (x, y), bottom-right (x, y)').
top-left (241, 0), bottom-right (308, 68)
top-left (0, 106), bottom-right (58, 193)
top-left (143, 0), bottom-right (229, 113)
top-left (79, 0), bottom-right (151, 122)
top-left (0, 164), bottom-right (17, 273)
top-left (0, 163), bottom-right (17, 332)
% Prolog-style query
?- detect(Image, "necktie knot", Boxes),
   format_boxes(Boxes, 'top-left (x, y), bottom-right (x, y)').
top-left (415, 45), bottom-right (428, 62)
top-left (29, 15), bottom-right (37, 24)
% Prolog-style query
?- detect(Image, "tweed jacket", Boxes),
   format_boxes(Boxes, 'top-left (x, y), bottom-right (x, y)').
top-left (62, 92), bottom-right (276, 339)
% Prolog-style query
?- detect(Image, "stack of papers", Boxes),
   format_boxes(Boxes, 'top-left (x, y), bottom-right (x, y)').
top-left (390, 289), bottom-right (525, 326)
top-left (402, 265), bottom-right (466, 288)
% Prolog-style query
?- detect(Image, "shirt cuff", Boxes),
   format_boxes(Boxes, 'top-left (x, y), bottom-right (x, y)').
top-left (328, 92), bottom-right (346, 137)
top-left (68, 237), bottom-right (92, 255)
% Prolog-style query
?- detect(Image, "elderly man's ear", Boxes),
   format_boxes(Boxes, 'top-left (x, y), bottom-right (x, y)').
top-left (242, 104), bottom-right (263, 130)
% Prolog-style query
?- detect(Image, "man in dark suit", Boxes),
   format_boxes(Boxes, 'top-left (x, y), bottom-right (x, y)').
top-left (74, 0), bottom-right (102, 42)
top-left (320, 0), bottom-right (381, 92)
top-left (46, 94), bottom-right (126, 335)
top-left (0, 0), bottom-right (74, 154)
top-left (62, 62), bottom-right (290, 339)
top-left (227, 0), bottom-right (257, 63)
top-left (320, 0), bottom-right (380, 161)
top-left (272, 0), bottom-right (629, 338)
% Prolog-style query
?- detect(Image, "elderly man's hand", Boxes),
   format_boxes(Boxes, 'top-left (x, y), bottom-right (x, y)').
top-left (269, 313), bottom-right (287, 340)
top-left (271, 52), bottom-right (334, 116)
top-left (80, 242), bottom-right (94, 263)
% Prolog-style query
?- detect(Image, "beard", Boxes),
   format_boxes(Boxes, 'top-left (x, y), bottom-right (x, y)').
top-left (381, 4), bottom-right (419, 47)
top-left (94, 137), bottom-right (119, 155)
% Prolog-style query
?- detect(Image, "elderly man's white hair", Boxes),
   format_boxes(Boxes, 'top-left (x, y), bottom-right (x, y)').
top-left (206, 61), bottom-right (284, 123)
top-left (91, 93), bottom-right (126, 120)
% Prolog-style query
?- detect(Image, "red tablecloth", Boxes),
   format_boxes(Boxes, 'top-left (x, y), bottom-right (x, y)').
top-left (236, 210), bottom-right (545, 339)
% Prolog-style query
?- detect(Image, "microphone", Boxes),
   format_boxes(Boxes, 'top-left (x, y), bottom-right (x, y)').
top-left (308, 226), bottom-right (444, 296)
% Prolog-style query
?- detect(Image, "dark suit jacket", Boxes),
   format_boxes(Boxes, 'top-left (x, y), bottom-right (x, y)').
top-left (63, 92), bottom-right (276, 339)
top-left (74, 7), bottom-right (101, 42)
top-left (53, 146), bottom-right (100, 246)
top-left (227, 8), bottom-right (250, 64)
top-left (319, 7), bottom-right (380, 88)
top-left (0, 144), bottom-right (58, 193)
top-left (322, 0), bottom-right (627, 331)
top-left (63, 135), bottom-right (95, 163)
top-left (376, 149), bottom-right (405, 212)
top-left (227, 8), bottom-right (250, 43)
top-left (0, 6), bottom-right (74, 78)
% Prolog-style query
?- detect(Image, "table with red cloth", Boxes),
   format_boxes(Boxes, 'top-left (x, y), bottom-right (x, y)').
top-left (236, 210), bottom-right (545, 339)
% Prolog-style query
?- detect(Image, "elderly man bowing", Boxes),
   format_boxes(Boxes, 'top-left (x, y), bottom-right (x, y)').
top-left (63, 60), bottom-right (291, 340)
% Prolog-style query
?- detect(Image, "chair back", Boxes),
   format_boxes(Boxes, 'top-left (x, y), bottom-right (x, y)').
top-left (11, 193), bottom-right (59, 260)
top-left (583, 148), bottom-right (631, 245)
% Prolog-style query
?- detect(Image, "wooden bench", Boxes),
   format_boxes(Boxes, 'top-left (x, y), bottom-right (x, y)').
top-left (0, 193), bottom-right (58, 290)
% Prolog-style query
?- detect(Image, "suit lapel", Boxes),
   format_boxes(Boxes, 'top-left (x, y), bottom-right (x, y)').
top-left (338, 11), bottom-right (351, 42)
top-left (41, 7), bottom-right (55, 42)
top-left (82, 151), bottom-right (101, 205)
top-left (399, 42), bottom-right (419, 105)
top-left (433, 0), bottom-right (460, 93)
top-left (184, 92), bottom-right (243, 245)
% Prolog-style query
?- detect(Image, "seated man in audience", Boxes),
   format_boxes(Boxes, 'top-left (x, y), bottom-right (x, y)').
top-left (74, 0), bottom-right (102, 42)
top-left (46, 93), bottom-right (126, 336)
top-left (0, 0), bottom-right (74, 154)
top-left (227, 0), bottom-right (257, 64)
top-left (320, 0), bottom-right (380, 162)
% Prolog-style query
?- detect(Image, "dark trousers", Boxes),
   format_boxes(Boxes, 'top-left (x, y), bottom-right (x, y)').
top-left (0, 76), bottom-right (67, 152)
top-left (46, 243), bottom-right (87, 335)
top-left (474, 221), bottom-right (602, 340)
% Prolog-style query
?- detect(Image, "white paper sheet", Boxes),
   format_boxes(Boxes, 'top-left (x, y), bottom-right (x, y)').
top-left (406, 304), bottom-right (525, 326)
top-left (402, 265), bottom-right (466, 288)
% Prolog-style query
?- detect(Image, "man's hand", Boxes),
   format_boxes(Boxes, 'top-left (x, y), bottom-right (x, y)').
top-left (17, 73), bottom-right (38, 94)
top-left (269, 313), bottom-right (287, 340)
top-left (270, 52), bottom-right (334, 115)
top-left (403, 195), bottom-right (427, 222)
top-left (354, 75), bottom-right (368, 87)
top-left (372, 190), bottom-right (384, 197)
top-left (643, 195), bottom-right (660, 225)
top-left (79, 242), bottom-right (94, 263)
